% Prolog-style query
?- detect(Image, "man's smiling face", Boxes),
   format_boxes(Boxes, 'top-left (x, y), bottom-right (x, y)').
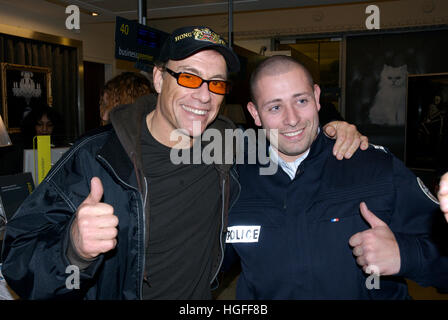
top-left (153, 49), bottom-right (227, 146)
top-left (247, 63), bottom-right (321, 162)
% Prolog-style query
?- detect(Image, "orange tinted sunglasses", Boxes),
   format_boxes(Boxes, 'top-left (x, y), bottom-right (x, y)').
top-left (165, 67), bottom-right (230, 95)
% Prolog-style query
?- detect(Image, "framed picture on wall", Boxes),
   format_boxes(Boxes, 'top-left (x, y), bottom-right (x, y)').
top-left (0, 63), bottom-right (52, 133)
top-left (345, 30), bottom-right (448, 161)
top-left (405, 73), bottom-right (448, 171)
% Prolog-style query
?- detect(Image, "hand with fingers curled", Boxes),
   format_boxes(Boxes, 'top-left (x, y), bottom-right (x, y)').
top-left (323, 121), bottom-right (369, 160)
top-left (70, 177), bottom-right (119, 260)
top-left (348, 202), bottom-right (401, 276)
top-left (438, 172), bottom-right (448, 223)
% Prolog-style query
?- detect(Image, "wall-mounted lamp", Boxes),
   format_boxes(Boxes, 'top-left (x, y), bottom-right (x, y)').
top-left (0, 115), bottom-right (12, 147)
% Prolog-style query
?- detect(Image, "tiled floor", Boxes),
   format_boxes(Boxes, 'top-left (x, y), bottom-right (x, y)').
top-left (407, 279), bottom-right (448, 300)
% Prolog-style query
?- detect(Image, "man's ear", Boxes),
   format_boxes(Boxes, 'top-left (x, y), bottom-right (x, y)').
top-left (313, 84), bottom-right (321, 112)
top-left (247, 102), bottom-right (262, 127)
top-left (153, 66), bottom-right (164, 94)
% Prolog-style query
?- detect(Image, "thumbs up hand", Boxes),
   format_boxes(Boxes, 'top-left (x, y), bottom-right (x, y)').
top-left (348, 202), bottom-right (400, 276)
top-left (70, 177), bottom-right (119, 260)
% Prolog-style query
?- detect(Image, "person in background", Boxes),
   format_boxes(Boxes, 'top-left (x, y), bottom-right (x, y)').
top-left (438, 172), bottom-right (448, 223)
top-left (224, 55), bottom-right (448, 299)
top-left (21, 104), bottom-right (63, 148)
top-left (99, 72), bottom-right (153, 125)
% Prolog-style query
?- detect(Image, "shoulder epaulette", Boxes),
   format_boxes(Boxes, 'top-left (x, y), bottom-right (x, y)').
top-left (369, 143), bottom-right (388, 154)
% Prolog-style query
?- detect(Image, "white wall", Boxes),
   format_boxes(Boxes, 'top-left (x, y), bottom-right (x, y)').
top-left (0, 0), bottom-right (116, 67)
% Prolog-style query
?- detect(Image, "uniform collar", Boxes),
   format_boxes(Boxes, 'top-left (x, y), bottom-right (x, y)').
top-left (268, 146), bottom-right (309, 180)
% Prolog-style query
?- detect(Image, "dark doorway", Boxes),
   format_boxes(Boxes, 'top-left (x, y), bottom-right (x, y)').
top-left (83, 61), bottom-right (105, 132)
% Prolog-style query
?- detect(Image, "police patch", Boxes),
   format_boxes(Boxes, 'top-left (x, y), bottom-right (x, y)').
top-left (226, 226), bottom-right (261, 243)
top-left (417, 177), bottom-right (439, 205)
top-left (369, 143), bottom-right (388, 154)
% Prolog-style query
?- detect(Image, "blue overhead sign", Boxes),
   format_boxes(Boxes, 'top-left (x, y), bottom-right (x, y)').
top-left (114, 16), bottom-right (168, 65)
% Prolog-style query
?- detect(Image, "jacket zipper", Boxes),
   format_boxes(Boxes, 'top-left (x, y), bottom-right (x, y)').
top-left (97, 154), bottom-right (146, 300)
top-left (98, 155), bottom-right (240, 296)
top-left (229, 168), bottom-right (242, 212)
top-left (210, 176), bottom-right (226, 285)
top-left (140, 177), bottom-right (148, 300)
top-left (210, 168), bottom-right (241, 285)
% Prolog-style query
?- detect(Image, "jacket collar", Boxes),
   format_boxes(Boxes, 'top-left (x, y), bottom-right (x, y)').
top-left (258, 127), bottom-right (330, 167)
top-left (305, 128), bottom-right (332, 161)
top-left (97, 127), bottom-right (135, 186)
top-left (109, 94), bottom-right (157, 173)
top-left (102, 94), bottom-right (236, 185)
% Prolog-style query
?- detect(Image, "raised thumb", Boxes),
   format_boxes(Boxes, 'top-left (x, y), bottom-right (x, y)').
top-left (84, 177), bottom-right (104, 204)
top-left (360, 202), bottom-right (386, 228)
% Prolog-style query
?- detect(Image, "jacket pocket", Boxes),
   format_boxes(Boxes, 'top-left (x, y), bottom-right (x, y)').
top-left (229, 199), bottom-right (284, 228)
top-left (307, 181), bottom-right (394, 225)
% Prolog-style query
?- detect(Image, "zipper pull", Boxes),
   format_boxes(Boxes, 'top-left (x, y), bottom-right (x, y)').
top-left (143, 273), bottom-right (151, 287)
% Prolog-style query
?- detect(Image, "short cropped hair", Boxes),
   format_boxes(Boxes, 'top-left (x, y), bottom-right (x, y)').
top-left (249, 55), bottom-right (315, 105)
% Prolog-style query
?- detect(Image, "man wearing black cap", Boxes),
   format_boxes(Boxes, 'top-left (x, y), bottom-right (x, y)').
top-left (1, 26), bottom-right (366, 299)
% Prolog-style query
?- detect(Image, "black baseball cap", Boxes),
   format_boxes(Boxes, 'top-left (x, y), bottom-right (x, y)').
top-left (158, 26), bottom-right (240, 73)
